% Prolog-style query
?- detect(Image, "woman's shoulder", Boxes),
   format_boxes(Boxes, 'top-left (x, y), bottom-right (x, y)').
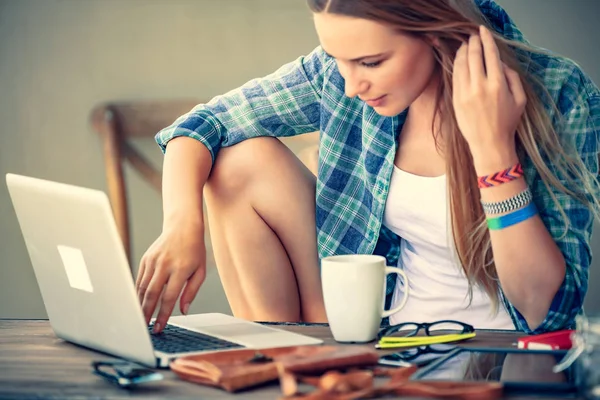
top-left (296, 45), bottom-right (345, 102)
top-left (311, 46), bottom-right (346, 92)
top-left (524, 50), bottom-right (600, 186)
top-left (302, 45), bottom-right (337, 78)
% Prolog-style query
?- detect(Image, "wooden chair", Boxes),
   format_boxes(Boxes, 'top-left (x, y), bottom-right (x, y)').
top-left (90, 100), bottom-right (201, 265)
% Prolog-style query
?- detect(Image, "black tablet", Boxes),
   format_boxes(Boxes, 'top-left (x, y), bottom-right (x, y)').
top-left (411, 347), bottom-right (577, 396)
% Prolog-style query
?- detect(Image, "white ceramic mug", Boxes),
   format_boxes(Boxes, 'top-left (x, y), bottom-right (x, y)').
top-left (321, 254), bottom-right (409, 343)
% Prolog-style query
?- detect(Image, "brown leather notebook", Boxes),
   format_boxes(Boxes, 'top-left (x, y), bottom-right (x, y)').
top-left (169, 345), bottom-right (380, 392)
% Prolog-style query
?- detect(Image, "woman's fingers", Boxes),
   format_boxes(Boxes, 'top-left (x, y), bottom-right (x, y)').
top-left (453, 42), bottom-right (469, 91)
top-left (479, 25), bottom-right (503, 84)
top-left (135, 258), bottom-right (146, 293)
top-left (180, 265), bottom-right (207, 315)
top-left (467, 33), bottom-right (485, 83)
top-left (136, 258), bottom-right (155, 305)
top-left (504, 64), bottom-right (527, 109)
top-left (154, 273), bottom-right (190, 333)
top-left (142, 266), bottom-right (168, 326)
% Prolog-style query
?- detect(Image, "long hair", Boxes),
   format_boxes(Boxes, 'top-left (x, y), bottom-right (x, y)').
top-left (307, 0), bottom-right (599, 311)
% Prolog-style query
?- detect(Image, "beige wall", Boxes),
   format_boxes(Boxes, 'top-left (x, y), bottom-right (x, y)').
top-left (1, 0), bottom-right (599, 319)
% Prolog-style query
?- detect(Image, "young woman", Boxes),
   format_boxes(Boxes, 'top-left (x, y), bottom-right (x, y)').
top-left (135, 0), bottom-right (600, 335)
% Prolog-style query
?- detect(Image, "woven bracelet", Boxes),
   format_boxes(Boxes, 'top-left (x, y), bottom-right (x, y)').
top-left (478, 163), bottom-right (524, 188)
top-left (480, 187), bottom-right (533, 215)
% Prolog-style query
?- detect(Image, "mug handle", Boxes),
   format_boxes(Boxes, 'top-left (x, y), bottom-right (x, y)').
top-left (381, 267), bottom-right (409, 318)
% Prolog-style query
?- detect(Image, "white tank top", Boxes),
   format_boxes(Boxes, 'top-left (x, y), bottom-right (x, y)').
top-left (383, 165), bottom-right (515, 330)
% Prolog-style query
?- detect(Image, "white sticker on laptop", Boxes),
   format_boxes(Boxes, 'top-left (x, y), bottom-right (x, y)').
top-left (57, 245), bottom-right (94, 293)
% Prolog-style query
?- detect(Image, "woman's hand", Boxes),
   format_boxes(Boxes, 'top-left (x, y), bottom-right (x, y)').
top-left (452, 25), bottom-right (527, 174)
top-left (135, 219), bottom-right (207, 333)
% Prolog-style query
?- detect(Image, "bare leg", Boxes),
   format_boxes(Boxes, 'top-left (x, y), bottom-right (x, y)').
top-left (204, 137), bottom-right (327, 322)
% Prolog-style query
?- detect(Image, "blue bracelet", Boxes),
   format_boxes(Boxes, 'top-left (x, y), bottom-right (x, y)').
top-left (486, 202), bottom-right (537, 230)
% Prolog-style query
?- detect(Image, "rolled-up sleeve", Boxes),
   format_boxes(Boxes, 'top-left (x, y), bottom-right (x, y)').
top-left (507, 70), bottom-right (600, 333)
top-left (155, 46), bottom-right (333, 162)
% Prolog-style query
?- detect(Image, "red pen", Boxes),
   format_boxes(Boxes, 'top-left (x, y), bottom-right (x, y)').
top-left (516, 329), bottom-right (574, 350)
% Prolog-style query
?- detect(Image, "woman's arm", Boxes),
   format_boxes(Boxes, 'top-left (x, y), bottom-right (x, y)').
top-left (453, 26), bottom-right (599, 333)
top-left (161, 137), bottom-right (212, 232)
top-left (154, 46), bottom-right (333, 160)
top-left (475, 92), bottom-right (599, 333)
top-left (137, 46), bottom-right (335, 329)
top-left (473, 97), bottom-right (599, 333)
top-left (475, 155), bottom-right (567, 331)
top-left (135, 136), bottom-right (213, 331)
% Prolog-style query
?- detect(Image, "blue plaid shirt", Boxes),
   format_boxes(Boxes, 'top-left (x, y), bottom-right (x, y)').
top-left (156, 0), bottom-right (600, 333)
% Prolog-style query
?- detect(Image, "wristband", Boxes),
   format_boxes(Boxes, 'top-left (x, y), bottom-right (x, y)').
top-left (486, 202), bottom-right (537, 230)
top-left (478, 163), bottom-right (524, 189)
top-left (481, 187), bottom-right (533, 215)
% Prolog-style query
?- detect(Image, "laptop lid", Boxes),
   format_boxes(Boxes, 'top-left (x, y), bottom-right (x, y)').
top-left (7, 174), bottom-right (325, 368)
top-left (6, 173), bottom-right (156, 367)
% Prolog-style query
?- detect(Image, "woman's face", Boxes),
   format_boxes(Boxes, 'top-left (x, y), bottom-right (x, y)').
top-left (313, 12), bottom-right (438, 117)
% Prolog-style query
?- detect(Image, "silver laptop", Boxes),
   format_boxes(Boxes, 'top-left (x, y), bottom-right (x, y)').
top-left (6, 173), bottom-right (323, 368)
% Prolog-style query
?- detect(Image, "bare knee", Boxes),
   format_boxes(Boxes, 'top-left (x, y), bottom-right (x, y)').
top-left (205, 137), bottom-right (311, 199)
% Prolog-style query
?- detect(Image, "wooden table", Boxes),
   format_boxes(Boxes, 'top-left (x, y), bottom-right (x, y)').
top-left (0, 319), bottom-right (579, 399)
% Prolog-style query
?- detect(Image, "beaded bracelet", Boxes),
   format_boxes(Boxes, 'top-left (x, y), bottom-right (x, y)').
top-left (478, 163), bottom-right (524, 189)
top-left (487, 202), bottom-right (538, 230)
top-left (480, 187), bottom-right (533, 215)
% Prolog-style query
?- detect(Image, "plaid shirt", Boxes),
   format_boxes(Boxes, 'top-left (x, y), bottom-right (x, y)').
top-left (156, 0), bottom-right (600, 333)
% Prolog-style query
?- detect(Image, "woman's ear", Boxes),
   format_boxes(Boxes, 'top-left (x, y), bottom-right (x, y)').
top-left (425, 34), bottom-right (442, 49)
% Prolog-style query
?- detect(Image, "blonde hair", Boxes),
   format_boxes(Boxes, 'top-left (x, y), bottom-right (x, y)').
top-left (307, 0), bottom-right (599, 311)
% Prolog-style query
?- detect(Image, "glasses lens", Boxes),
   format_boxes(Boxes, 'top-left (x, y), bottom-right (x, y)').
top-left (427, 343), bottom-right (457, 353)
top-left (427, 321), bottom-right (467, 336)
top-left (398, 347), bottom-right (421, 358)
top-left (386, 347), bottom-right (421, 361)
top-left (388, 323), bottom-right (420, 337)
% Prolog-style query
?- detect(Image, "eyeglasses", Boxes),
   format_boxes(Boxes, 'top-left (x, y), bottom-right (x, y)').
top-left (92, 361), bottom-right (164, 388)
top-left (379, 343), bottom-right (458, 367)
top-left (376, 320), bottom-right (475, 349)
top-left (388, 343), bottom-right (457, 362)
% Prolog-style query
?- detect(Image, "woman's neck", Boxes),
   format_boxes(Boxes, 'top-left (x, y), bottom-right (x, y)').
top-left (407, 70), bottom-right (442, 133)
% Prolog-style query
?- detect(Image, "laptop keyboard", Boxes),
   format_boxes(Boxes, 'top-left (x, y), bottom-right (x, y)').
top-left (148, 323), bottom-right (245, 354)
